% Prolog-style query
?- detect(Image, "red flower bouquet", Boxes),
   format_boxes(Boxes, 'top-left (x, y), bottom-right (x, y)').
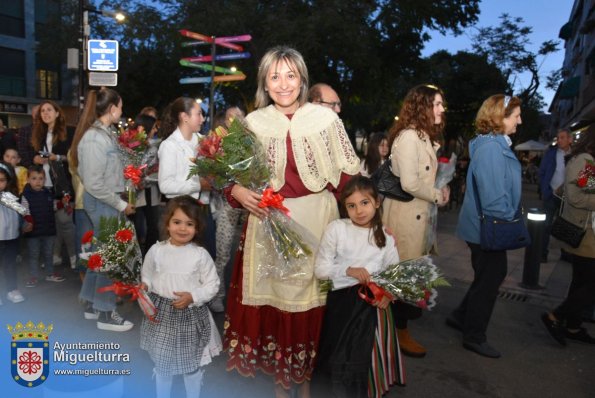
top-left (118, 127), bottom-right (149, 154)
top-left (116, 125), bottom-right (159, 205)
top-left (188, 119), bottom-right (316, 281)
top-left (80, 217), bottom-right (157, 321)
top-left (575, 159), bottom-right (595, 193)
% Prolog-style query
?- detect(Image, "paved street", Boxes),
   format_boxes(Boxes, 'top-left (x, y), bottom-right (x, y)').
top-left (1, 182), bottom-right (594, 397)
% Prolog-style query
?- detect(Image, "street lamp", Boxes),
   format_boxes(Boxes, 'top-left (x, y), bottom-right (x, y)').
top-left (78, 1), bottom-right (125, 110)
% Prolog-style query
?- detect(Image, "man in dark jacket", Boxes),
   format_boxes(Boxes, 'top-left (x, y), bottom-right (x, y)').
top-left (538, 128), bottom-right (573, 262)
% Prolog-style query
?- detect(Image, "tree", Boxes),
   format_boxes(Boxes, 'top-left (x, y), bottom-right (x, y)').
top-left (471, 13), bottom-right (560, 107)
top-left (42, 0), bottom-right (482, 132)
top-left (415, 50), bottom-right (509, 140)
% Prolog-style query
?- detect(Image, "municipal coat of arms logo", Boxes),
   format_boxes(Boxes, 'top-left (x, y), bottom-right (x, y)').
top-left (7, 321), bottom-right (53, 387)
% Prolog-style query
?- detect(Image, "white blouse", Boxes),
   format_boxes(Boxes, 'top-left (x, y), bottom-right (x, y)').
top-left (141, 240), bottom-right (220, 306)
top-left (314, 218), bottom-right (400, 290)
top-left (157, 128), bottom-right (209, 204)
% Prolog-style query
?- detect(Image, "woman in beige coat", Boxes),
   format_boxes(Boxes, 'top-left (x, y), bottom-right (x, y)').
top-left (383, 84), bottom-right (449, 357)
top-left (542, 125), bottom-right (595, 346)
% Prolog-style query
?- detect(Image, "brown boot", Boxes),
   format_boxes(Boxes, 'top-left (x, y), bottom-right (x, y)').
top-left (397, 328), bottom-right (426, 357)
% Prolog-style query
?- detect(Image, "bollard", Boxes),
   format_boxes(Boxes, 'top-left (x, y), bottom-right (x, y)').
top-left (521, 208), bottom-right (546, 289)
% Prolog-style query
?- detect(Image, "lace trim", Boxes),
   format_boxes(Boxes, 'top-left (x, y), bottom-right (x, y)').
top-left (245, 104), bottom-right (360, 192)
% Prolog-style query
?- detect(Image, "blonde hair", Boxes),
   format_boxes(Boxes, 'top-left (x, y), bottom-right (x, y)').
top-left (475, 94), bottom-right (522, 134)
top-left (254, 46), bottom-right (309, 109)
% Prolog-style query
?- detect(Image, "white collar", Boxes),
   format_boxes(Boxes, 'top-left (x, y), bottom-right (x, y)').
top-left (504, 135), bottom-right (512, 147)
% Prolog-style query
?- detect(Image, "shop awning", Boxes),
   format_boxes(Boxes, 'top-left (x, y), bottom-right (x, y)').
top-left (559, 76), bottom-right (581, 99)
top-left (559, 22), bottom-right (573, 40)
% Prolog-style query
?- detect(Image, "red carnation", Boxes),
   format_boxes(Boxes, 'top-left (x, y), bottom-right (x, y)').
top-left (115, 229), bottom-right (134, 243)
top-left (81, 230), bottom-right (94, 245)
top-left (577, 176), bottom-right (588, 187)
top-left (424, 289), bottom-right (431, 301)
top-left (416, 299), bottom-right (428, 310)
top-left (438, 157), bottom-right (450, 163)
top-left (87, 254), bottom-right (103, 270)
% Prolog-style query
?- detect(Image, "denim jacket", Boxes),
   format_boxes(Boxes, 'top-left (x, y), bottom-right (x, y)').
top-left (77, 121), bottom-right (127, 212)
top-left (456, 133), bottom-right (522, 244)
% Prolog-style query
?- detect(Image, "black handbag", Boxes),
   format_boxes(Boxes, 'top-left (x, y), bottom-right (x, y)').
top-left (551, 199), bottom-right (586, 248)
top-left (471, 173), bottom-right (531, 251)
top-left (370, 157), bottom-right (414, 202)
top-left (49, 159), bottom-right (73, 198)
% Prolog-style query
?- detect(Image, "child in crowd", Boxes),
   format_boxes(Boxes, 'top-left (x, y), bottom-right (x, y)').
top-left (0, 162), bottom-right (29, 304)
top-left (2, 147), bottom-right (28, 194)
top-left (315, 176), bottom-right (404, 398)
top-left (140, 195), bottom-right (221, 398)
top-left (21, 165), bottom-right (65, 287)
top-left (360, 132), bottom-right (389, 177)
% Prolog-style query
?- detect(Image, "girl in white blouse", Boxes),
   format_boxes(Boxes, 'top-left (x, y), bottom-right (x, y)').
top-left (314, 176), bottom-right (403, 398)
top-left (140, 195), bottom-right (221, 398)
top-left (157, 97), bottom-right (216, 259)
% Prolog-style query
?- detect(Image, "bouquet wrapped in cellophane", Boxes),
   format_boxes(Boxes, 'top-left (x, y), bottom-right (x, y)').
top-left (116, 126), bottom-right (160, 205)
top-left (80, 217), bottom-right (157, 322)
top-left (0, 191), bottom-right (27, 215)
top-left (575, 158), bottom-right (595, 193)
top-left (188, 118), bottom-right (316, 281)
top-left (320, 256), bottom-right (449, 309)
top-left (424, 153), bottom-right (457, 254)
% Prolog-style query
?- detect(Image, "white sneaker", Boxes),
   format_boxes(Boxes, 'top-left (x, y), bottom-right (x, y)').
top-left (7, 290), bottom-right (25, 303)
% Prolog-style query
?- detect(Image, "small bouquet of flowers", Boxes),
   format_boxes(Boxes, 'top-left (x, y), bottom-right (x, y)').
top-left (116, 126), bottom-right (159, 204)
top-left (188, 119), bottom-right (316, 281)
top-left (320, 256), bottom-right (449, 309)
top-left (575, 158), bottom-right (595, 193)
top-left (0, 191), bottom-right (27, 215)
top-left (80, 217), bottom-right (157, 322)
top-left (424, 153), bottom-right (457, 254)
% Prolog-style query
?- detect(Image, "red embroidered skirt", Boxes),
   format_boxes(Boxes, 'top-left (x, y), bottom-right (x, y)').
top-left (224, 230), bottom-right (325, 389)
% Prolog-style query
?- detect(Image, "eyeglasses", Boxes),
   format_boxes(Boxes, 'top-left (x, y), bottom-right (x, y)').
top-left (317, 100), bottom-right (341, 109)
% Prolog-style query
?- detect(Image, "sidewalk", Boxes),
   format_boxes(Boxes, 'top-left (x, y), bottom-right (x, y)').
top-left (0, 182), bottom-right (593, 397)
top-left (435, 182), bottom-right (572, 306)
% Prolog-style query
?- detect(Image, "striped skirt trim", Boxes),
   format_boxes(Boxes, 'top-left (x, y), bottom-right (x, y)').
top-left (368, 307), bottom-right (405, 398)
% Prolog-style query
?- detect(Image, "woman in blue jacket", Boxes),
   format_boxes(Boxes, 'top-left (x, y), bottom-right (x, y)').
top-left (451, 94), bottom-right (523, 358)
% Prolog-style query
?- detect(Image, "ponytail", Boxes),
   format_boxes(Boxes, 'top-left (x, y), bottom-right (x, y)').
top-left (158, 97), bottom-right (197, 139)
top-left (70, 88), bottom-right (121, 169)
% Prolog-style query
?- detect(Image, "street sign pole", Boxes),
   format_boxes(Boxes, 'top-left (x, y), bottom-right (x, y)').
top-left (209, 37), bottom-right (216, 125)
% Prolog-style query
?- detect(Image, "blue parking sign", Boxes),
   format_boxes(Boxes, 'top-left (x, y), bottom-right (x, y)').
top-left (87, 40), bottom-right (119, 72)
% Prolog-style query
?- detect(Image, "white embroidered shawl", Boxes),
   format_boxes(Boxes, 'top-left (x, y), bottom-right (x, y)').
top-left (245, 103), bottom-right (360, 192)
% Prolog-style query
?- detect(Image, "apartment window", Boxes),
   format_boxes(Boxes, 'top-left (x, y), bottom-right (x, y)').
top-left (36, 69), bottom-right (60, 99)
top-left (0, 0), bottom-right (25, 37)
top-left (0, 47), bottom-right (26, 96)
top-left (35, 0), bottom-right (60, 41)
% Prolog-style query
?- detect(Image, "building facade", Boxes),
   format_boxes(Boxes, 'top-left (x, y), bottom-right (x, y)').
top-left (0, 0), bottom-right (77, 129)
top-left (549, 0), bottom-right (595, 133)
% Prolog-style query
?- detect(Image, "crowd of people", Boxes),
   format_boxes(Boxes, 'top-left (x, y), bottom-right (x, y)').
top-left (0, 45), bottom-right (593, 398)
